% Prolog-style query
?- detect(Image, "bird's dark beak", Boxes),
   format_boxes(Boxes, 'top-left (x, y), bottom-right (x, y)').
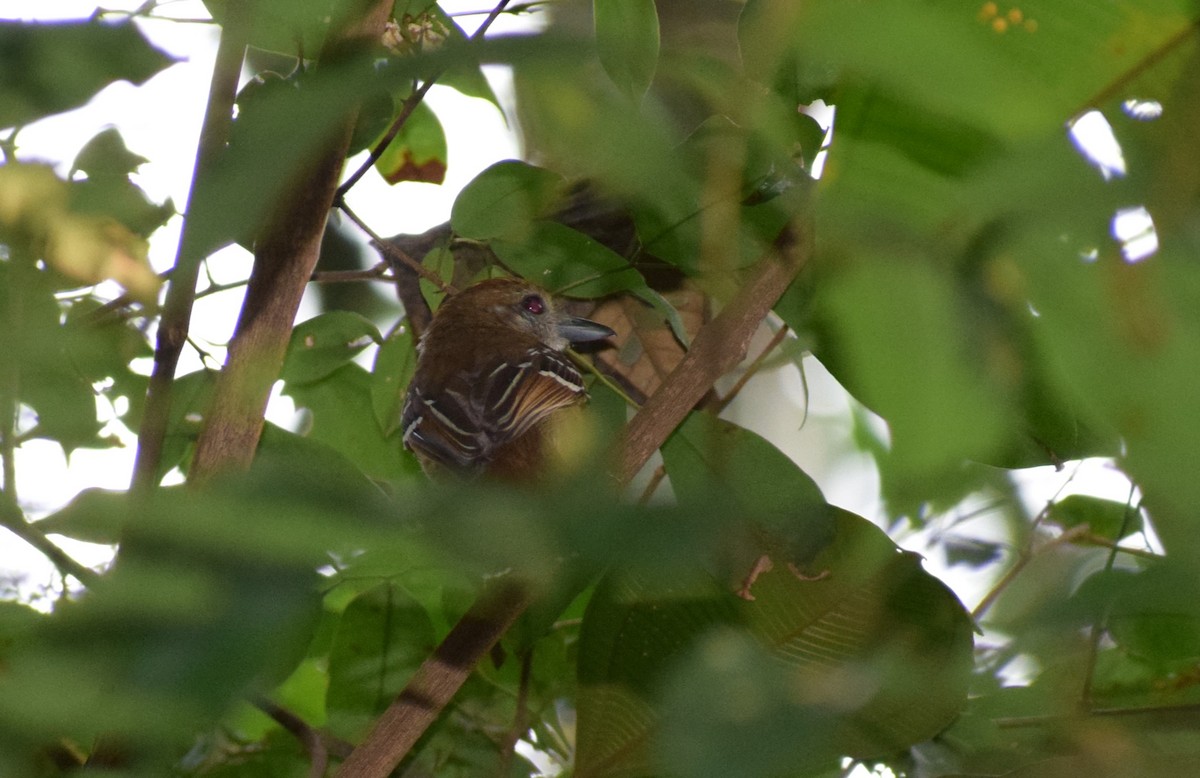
top-left (557, 315), bottom-right (615, 344)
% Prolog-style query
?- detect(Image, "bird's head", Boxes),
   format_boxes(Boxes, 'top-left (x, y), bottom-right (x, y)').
top-left (429, 277), bottom-right (614, 351)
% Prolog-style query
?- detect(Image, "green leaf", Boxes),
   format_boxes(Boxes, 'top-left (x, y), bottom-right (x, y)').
top-left (0, 466), bottom-right (379, 756)
top-left (1107, 566), bottom-right (1200, 667)
top-left (370, 324), bottom-right (418, 438)
top-left (0, 20), bottom-right (175, 127)
top-left (662, 412), bottom-right (833, 570)
top-left (281, 311), bottom-right (381, 385)
top-left (450, 160), bottom-right (564, 241)
top-left (70, 127), bottom-right (148, 180)
top-left (419, 244), bottom-right (455, 312)
top-left (373, 100), bottom-right (448, 185)
top-left (202, 0), bottom-right (356, 59)
top-left (325, 582), bottom-right (436, 738)
top-left (34, 488), bottom-right (128, 545)
top-left (283, 363), bottom-right (418, 481)
top-left (575, 508), bottom-right (975, 776)
top-left (817, 259), bottom-right (1011, 487)
top-left (1048, 494), bottom-right (1142, 542)
top-left (492, 220), bottom-right (643, 297)
top-left (594, 0), bottom-right (660, 102)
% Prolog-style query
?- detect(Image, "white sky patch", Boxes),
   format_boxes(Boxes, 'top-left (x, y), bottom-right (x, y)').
top-left (1112, 205), bottom-right (1159, 263)
top-left (1122, 98), bottom-right (1163, 121)
top-left (1068, 109), bottom-right (1126, 181)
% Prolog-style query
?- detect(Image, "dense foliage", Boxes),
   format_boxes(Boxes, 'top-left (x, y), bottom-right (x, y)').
top-left (2, 1), bottom-right (1200, 776)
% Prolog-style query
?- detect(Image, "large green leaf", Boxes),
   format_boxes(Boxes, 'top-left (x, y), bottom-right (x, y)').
top-left (0, 20), bottom-right (175, 128)
top-left (575, 414), bottom-right (973, 776)
top-left (575, 509), bottom-right (974, 777)
top-left (817, 259), bottom-right (1011, 483)
top-left (325, 582), bottom-right (436, 739)
top-left (450, 160), bottom-right (564, 241)
top-left (594, 0), bottom-right (660, 102)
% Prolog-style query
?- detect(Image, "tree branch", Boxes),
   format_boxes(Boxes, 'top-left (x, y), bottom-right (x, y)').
top-left (0, 497), bottom-right (100, 587)
top-left (616, 222), bottom-right (810, 483)
top-left (334, 217), bottom-right (812, 778)
top-left (130, 2), bottom-right (249, 493)
top-left (188, 2), bottom-right (395, 484)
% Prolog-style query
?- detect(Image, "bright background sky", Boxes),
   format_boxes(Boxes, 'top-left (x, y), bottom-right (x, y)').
top-left (1, 2), bottom-right (1145, 623)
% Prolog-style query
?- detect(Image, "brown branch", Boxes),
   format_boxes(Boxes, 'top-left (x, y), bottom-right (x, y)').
top-left (495, 648), bottom-right (534, 777)
top-left (0, 498), bottom-right (100, 587)
top-left (712, 323), bottom-right (790, 415)
top-left (335, 579), bottom-right (534, 777)
top-left (254, 697), bottom-right (356, 776)
top-left (617, 222), bottom-right (810, 484)
top-left (340, 201), bottom-right (454, 293)
top-left (188, 2), bottom-right (396, 485)
top-left (130, 3), bottom-right (248, 493)
top-left (334, 217), bottom-right (812, 778)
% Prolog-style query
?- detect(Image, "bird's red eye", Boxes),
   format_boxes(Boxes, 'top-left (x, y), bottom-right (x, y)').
top-left (521, 294), bottom-right (546, 315)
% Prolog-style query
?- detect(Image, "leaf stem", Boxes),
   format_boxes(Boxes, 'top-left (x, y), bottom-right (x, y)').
top-left (335, 0), bottom-right (512, 198)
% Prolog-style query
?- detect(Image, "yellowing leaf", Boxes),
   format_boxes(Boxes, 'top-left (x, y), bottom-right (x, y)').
top-left (45, 214), bottom-right (159, 302)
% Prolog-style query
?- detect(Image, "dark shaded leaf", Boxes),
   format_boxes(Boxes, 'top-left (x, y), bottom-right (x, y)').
top-left (0, 20), bottom-right (175, 127)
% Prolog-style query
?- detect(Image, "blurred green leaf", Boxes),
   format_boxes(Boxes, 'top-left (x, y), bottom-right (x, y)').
top-left (373, 100), bottom-right (448, 185)
top-left (0, 20), bottom-right (175, 127)
top-left (818, 259), bottom-right (1011, 491)
top-left (370, 324), bottom-right (418, 437)
top-left (576, 508), bottom-right (974, 776)
top-left (662, 412), bottom-right (833, 576)
top-left (0, 454), bottom-right (397, 762)
top-left (34, 488), bottom-right (127, 545)
top-left (1049, 494), bottom-right (1142, 542)
top-left (594, 0), bottom-right (660, 102)
top-left (202, 0), bottom-right (360, 58)
top-left (281, 310), bottom-right (381, 385)
top-left (326, 582), bottom-right (436, 738)
top-left (70, 127), bottom-right (148, 180)
top-left (450, 160), bottom-right (564, 241)
top-left (1107, 565), bottom-right (1200, 668)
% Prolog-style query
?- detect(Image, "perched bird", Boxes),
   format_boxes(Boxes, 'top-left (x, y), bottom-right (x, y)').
top-left (400, 277), bottom-right (614, 481)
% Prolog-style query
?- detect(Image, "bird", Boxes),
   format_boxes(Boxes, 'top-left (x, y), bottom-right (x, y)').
top-left (399, 277), bottom-right (615, 481)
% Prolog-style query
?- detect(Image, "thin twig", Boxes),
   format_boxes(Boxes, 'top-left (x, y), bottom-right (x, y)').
top-left (636, 466), bottom-right (667, 505)
top-left (255, 697), bottom-right (357, 775)
top-left (339, 203), bottom-right (454, 293)
top-left (495, 649), bottom-right (534, 777)
top-left (0, 499), bottom-right (100, 587)
top-left (312, 262), bottom-right (393, 283)
top-left (1079, 484), bottom-right (1141, 709)
top-left (336, 0), bottom-right (512, 197)
top-left (711, 323), bottom-right (790, 415)
top-left (448, 0), bottom-right (551, 18)
top-left (971, 524), bottom-right (1091, 621)
top-left (996, 701), bottom-right (1200, 729)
